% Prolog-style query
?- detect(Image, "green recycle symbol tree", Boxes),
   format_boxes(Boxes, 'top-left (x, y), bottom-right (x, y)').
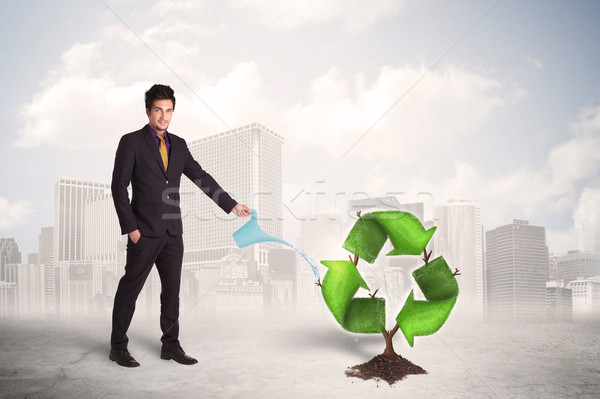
top-left (319, 210), bottom-right (460, 358)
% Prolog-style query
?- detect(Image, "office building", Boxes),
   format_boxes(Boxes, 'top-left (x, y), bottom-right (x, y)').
top-left (567, 276), bottom-right (600, 320)
top-left (84, 191), bottom-right (123, 263)
top-left (1, 238), bottom-right (21, 281)
top-left (54, 178), bottom-right (110, 318)
top-left (556, 250), bottom-right (600, 283)
top-left (181, 123), bottom-right (284, 283)
top-left (546, 281), bottom-right (572, 321)
top-left (486, 219), bottom-right (548, 320)
top-left (437, 199), bottom-right (484, 318)
top-left (54, 178), bottom-right (111, 264)
top-left (38, 227), bottom-right (54, 266)
top-left (548, 255), bottom-right (559, 281)
top-left (39, 227), bottom-right (54, 315)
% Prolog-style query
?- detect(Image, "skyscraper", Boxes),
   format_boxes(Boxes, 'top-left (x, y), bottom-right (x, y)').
top-left (39, 227), bottom-right (53, 266)
top-left (556, 250), bottom-right (600, 283)
top-left (486, 219), bottom-right (548, 320)
top-left (548, 254), bottom-right (559, 281)
top-left (180, 123), bottom-right (284, 282)
top-left (0, 238), bottom-right (21, 281)
top-left (84, 191), bottom-right (123, 263)
top-left (437, 199), bottom-right (484, 318)
top-left (53, 178), bottom-right (110, 318)
top-left (54, 178), bottom-right (111, 264)
top-left (38, 226), bottom-right (54, 316)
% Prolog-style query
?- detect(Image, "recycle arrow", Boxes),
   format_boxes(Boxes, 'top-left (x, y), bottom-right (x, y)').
top-left (321, 210), bottom-right (458, 346)
top-left (320, 260), bottom-right (386, 334)
top-left (396, 256), bottom-right (459, 347)
top-left (342, 211), bottom-right (437, 263)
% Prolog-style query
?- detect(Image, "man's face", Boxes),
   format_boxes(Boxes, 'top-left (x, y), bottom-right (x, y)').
top-left (146, 99), bottom-right (174, 133)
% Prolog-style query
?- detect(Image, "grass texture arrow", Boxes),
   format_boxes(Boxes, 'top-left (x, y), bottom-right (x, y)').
top-left (342, 211), bottom-right (437, 263)
top-left (396, 256), bottom-right (459, 347)
top-left (320, 260), bottom-right (386, 333)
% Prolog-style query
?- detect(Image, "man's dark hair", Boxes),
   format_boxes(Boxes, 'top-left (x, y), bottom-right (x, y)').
top-left (145, 84), bottom-right (176, 111)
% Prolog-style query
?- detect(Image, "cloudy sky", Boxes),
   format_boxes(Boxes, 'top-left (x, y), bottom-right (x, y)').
top-left (1, 0), bottom-right (599, 259)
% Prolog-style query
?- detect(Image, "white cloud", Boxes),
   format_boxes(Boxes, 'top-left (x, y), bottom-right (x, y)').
top-left (546, 106), bottom-right (600, 187)
top-left (438, 104), bottom-right (600, 250)
top-left (149, 0), bottom-right (210, 14)
top-left (16, 75), bottom-right (148, 150)
top-left (14, 21), bottom-right (212, 151)
top-left (140, 19), bottom-right (216, 46)
top-left (570, 104), bottom-right (600, 137)
top-left (230, 0), bottom-right (403, 32)
top-left (439, 160), bottom-right (572, 228)
top-left (15, 50), bottom-right (268, 150)
top-left (527, 56), bottom-right (543, 69)
top-left (548, 105), bottom-right (600, 185)
top-left (574, 187), bottom-right (600, 223)
top-left (546, 187), bottom-right (600, 256)
top-left (17, 23), bottom-right (504, 165)
top-left (0, 198), bottom-right (34, 230)
top-left (281, 64), bottom-right (503, 164)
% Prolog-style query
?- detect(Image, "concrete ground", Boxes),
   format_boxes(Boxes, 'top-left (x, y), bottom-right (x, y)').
top-left (0, 313), bottom-right (598, 399)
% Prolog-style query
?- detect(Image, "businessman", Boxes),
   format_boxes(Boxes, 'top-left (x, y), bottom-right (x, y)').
top-left (110, 84), bottom-right (251, 367)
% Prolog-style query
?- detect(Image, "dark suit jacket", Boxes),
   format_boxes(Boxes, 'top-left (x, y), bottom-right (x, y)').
top-left (111, 125), bottom-right (238, 237)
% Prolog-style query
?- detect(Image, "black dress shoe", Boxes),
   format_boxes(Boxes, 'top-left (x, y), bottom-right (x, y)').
top-left (161, 346), bottom-right (198, 365)
top-left (109, 348), bottom-right (140, 367)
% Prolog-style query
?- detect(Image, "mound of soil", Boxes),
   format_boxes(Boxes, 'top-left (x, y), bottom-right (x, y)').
top-left (345, 353), bottom-right (427, 386)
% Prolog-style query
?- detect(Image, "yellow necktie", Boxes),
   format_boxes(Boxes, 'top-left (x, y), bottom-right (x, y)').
top-left (157, 133), bottom-right (168, 171)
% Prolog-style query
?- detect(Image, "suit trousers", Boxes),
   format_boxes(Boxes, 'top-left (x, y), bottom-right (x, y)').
top-left (111, 233), bottom-right (184, 351)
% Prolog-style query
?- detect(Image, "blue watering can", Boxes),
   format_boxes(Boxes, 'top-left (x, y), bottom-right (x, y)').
top-left (232, 209), bottom-right (320, 280)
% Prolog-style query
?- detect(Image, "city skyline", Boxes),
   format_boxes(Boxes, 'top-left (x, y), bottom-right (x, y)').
top-left (2, 174), bottom-right (600, 321)
top-left (1, 1), bottom-right (600, 323)
top-left (1, 1), bottom-right (600, 261)
top-left (1, 168), bottom-right (595, 267)
top-left (1, 120), bottom-right (599, 322)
